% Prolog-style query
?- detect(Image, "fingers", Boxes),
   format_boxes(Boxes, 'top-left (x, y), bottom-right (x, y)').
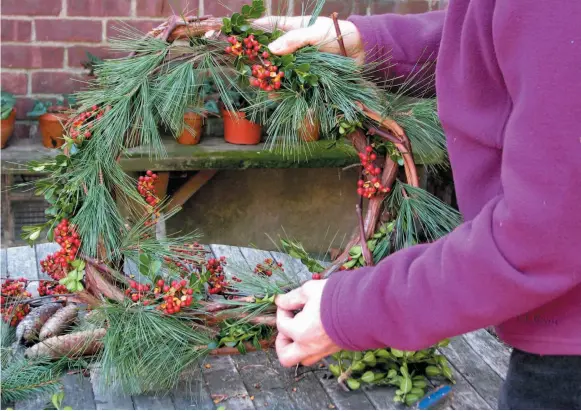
top-left (267, 27), bottom-right (320, 55)
top-left (275, 286), bottom-right (307, 310)
top-left (276, 335), bottom-right (306, 367)
top-left (276, 307), bottom-right (300, 341)
top-left (253, 16), bottom-right (310, 32)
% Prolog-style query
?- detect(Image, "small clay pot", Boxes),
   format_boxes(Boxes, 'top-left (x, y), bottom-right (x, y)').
top-left (1, 109), bottom-right (16, 149)
top-left (222, 110), bottom-right (261, 145)
top-left (299, 116), bottom-right (320, 142)
top-left (39, 112), bottom-right (69, 149)
top-left (177, 112), bottom-right (203, 145)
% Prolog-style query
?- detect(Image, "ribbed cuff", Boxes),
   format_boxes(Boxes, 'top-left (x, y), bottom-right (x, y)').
top-left (320, 269), bottom-right (365, 351)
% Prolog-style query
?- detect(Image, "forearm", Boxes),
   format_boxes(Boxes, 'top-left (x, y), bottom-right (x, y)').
top-left (348, 11), bottom-right (445, 84)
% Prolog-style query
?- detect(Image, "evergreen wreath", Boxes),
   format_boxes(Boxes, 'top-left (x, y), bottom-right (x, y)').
top-left (3, 0), bottom-right (460, 406)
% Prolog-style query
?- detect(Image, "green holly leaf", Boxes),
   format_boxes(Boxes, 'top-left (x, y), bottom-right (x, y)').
top-left (329, 364), bottom-right (341, 377)
top-left (241, 5), bottom-right (251, 15)
top-left (400, 376), bottom-right (412, 394)
top-left (425, 365), bottom-right (441, 377)
top-left (405, 394), bottom-right (420, 406)
top-left (346, 379), bottom-right (360, 390)
top-left (150, 260), bottom-right (162, 275)
top-left (361, 371), bottom-right (375, 383)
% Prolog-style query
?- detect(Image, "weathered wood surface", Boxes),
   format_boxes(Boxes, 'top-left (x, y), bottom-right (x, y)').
top-left (4, 243), bottom-right (510, 410)
top-left (0, 138), bottom-right (359, 175)
top-left (0, 135), bottom-right (443, 176)
top-left (6, 245), bottom-right (39, 296)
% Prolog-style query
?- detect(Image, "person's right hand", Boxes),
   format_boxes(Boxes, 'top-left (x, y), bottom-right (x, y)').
top-left (253, 16), bottom-right (365, 65)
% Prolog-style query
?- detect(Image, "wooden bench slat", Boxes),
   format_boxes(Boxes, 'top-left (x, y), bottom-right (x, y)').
top-left (90, 367), bottom-right (135, 410)
top-left (231, 350), bottom-right (298, 410)
top-left (439, 337), bottom-right (503, 408)
top-left (14, 392), bottom-right (53, 410)
top-left (7, 245), bottom-right (39, 296)
top-left (132, 393), bottom-right (175, 410)
top-left (436, 363), bottom-right (492, 410)
top-left (61, 373), bottom-right (97, 410)
top-left (314, 368), bottom-right (376, 410)
top-left (269, 251), bottom-right (311, 283)
top-left (201, 355), bottom-right (256, 410)
top-left (463, 330), bottom-right (511, 378)
top-left (171, 373), bottom-right (215, 410)
top-left (263, 351), bottom-right (336, 410)
top-left (1, 248), bottom-right (7, 277)
top-left (360, 385), bottom-right (405, 410)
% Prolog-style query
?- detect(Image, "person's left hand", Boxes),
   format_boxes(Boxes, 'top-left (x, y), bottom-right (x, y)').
top-left (275, 279), bottom-right (342, 367)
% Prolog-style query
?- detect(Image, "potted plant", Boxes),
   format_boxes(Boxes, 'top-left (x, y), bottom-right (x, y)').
top-left (1, 91), bottom-right (16, 149)
top-left (220, 90), bottom-right (262, 145)
top-left (177, 107), bottom-right (205, 145)
top-left (27, 95), bottom-right (76, 149)
top-left (299, 111), bottom-right (320, 142)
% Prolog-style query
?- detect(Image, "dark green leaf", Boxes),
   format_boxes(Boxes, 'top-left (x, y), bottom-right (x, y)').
top-left (295, 63), bottom-right (310, 72)
top-left (241, 5), bottom-right (251, 15)
top-left (150, 260), bottom-right (162, 275)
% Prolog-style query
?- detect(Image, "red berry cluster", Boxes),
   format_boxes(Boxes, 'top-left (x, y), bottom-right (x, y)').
top-left (1, 278), bottom-right (32, 326)
top-left (123, 278), bottom-right (195, 315)
top-left (40, 219), bottom-right (81, 281)
top-left (356, 146), bottom-right (390, 199)
top-left (137, 170), bottom-right (161, 228)
top-left (250, 61), bottom-right (284, 91)
top-left (311, 273), bottom-right (322, 280)
top-left (38, 280), bottom-right (68, 296)
top-left (225, 35), bottom-right (263, 60)
top-left (206, 256), bottom-right (231, 295)
top-left (155, 279), bottom-right (194, 314)
top-left (253, 258), bottom-right (283, 277)
top-left (69, 105), bottom-right (107, 144)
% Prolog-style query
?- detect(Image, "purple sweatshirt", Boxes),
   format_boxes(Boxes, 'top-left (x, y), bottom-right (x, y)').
top-left (321, 0), bottom-right (581, 355)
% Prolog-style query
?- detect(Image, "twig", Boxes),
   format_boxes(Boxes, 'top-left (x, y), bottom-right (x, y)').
top-left (199, 296), bottom-right (256, 312)
top-left (367, 127), bottom-right (419, 188)
top-left (356, 205), bottom-right (373, 266)
top-left (321, 359), bottom-right (350, 392)
top-left (330, 13), bottom-right (348, 58)
top-left (1, 294), bottom-right (72, 306)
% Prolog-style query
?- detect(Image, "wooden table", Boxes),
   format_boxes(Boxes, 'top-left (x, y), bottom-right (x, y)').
top-left (1, 244), bottom-right (510, 410)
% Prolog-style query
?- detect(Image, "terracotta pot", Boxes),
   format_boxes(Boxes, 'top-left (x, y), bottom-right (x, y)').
top-left (1, 109), bottom-right (16, 149)
top-left (177, 112), bottom-right (203, 145)
top-left (299, 116), bottom-right (320, 142)
top-left (222, 110), bottom-right (261, 145)
top-left (39, 112), bottom-right (69, 149)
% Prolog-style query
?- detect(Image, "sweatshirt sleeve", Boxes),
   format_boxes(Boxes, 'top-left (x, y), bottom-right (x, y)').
top-left (322, 3), bottom-right (581, 351)
top-left (348, 11), bottom-right (445, 84)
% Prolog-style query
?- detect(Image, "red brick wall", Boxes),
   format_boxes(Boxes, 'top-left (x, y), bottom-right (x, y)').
top-left (1, 0), bottom-right (441, 140)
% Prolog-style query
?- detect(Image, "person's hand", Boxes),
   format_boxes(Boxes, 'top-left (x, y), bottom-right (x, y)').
top-left (275, 279), bottom-right (342, 367)
top-left (253, 16), bottom-right (365, 65)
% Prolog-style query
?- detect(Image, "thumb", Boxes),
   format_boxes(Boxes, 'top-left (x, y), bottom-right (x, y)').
top-left (253, 16), bottom-right (310, 32)
top-left (267, 27), bottom-right (319, 55)
top-left (275, 287), bottom-right (308, 310)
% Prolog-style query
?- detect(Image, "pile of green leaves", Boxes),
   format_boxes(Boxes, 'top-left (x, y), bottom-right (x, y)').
top-left (327, 342), bottom-right (454, 406)
top-left (215, 321), bottom-right (272, 354)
